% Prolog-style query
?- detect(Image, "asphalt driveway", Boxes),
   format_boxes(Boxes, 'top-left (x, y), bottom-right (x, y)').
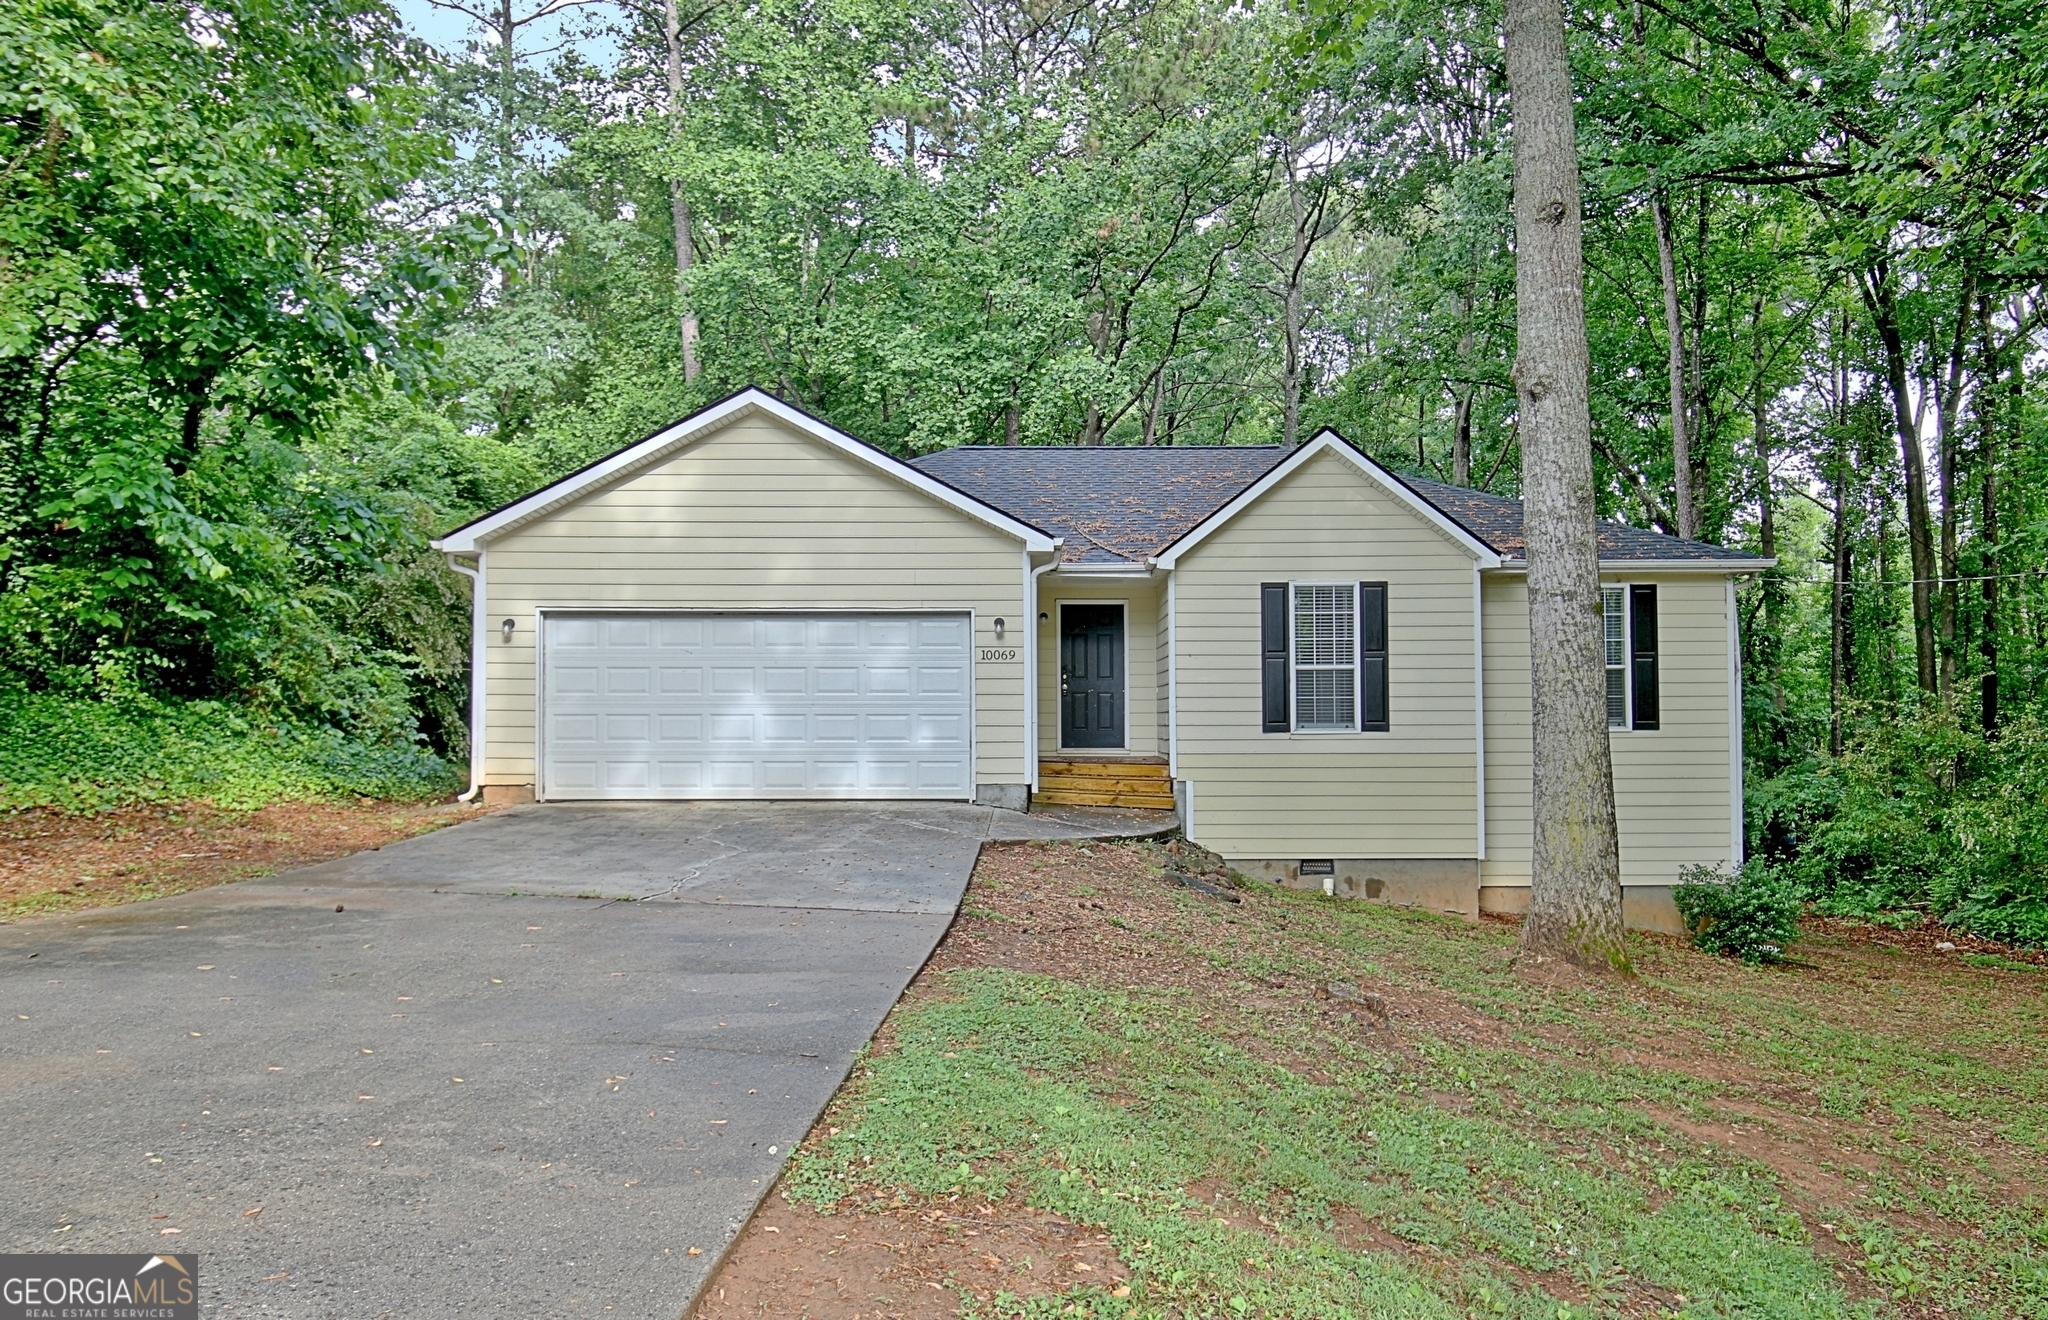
top-left (0, 801), bottom-right (1147, 1318)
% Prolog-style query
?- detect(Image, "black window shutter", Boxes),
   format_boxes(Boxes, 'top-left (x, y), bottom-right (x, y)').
top-left (1630, 583), bottom-right (1660, 730)
top-left (1261, 583), bottom-right (1289, 733)
top-left (1359, 582), bottom-right (1389, 732)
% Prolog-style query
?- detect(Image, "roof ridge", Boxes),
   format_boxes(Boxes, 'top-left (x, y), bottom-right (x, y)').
top-left (916, 444), bottom-right (1287, 453)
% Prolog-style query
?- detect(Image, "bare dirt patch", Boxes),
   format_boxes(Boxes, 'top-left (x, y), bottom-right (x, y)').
top-left (0, 798), bottom-right (491, 919)
top-left (693, 1190), bottom-right (1128, 1319)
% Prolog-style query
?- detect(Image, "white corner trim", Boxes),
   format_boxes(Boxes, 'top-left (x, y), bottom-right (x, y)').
top-left (443, 551), bottom-right (486, 801)
top-left (1165, 569), bottom-right (1179, 779)
top-left (1025, 547), bottom-right (1062, 790)
top-left (1152, 431), bottom-right (1503, 569)
top-left (1473, 563), bottom-right (1486, 861)
top-left (430, 388), bottom-right (1055, 554)
top-left (1728, 574), bottom-right (1745, 867)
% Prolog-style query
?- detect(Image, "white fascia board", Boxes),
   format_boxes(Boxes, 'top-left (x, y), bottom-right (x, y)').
top-left (430, 388), bottom-right (1055, 554)
top-left (1151, 430), bottom-right (1503, 569)
top-left (1484, 559), bottom-right (1777, 575)
top-left (1052, 564), bottom-right (1157, 578)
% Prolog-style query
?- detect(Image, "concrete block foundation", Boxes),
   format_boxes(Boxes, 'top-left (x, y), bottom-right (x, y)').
top-left (1478, 884), bottom-right (1686, 935)
top-left (1235, 857), bottom-right (1481, 918)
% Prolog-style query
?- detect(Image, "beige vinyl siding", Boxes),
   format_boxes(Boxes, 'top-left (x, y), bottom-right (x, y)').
top-left (1172, 449), bottom-right (1479, 858)
top-left (1479, 572), bottom-right (1737, 888)
top-left (478, 414), bottom-right (1027, 788)
top-left (1035, 579), bottom-right (1163, 756)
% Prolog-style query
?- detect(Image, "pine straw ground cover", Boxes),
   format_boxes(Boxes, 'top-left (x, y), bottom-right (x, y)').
top-left (698, 839), bottom-right (2048, 1320)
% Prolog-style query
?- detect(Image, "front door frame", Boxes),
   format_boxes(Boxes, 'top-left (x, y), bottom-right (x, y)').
top-left (1055, 598), bottom-right (1129, 752)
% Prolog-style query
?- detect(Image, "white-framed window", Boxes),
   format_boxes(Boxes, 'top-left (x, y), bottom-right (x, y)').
top-left (1293, 583), bottom-right (1357, 731)
top-left (1603, 585), bottom-right (1628, 729)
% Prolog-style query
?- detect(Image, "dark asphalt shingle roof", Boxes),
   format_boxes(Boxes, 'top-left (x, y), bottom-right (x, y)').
top-left (912, 445), bottom-right (1764, 566)
top-left (913, 446), bottom-right (1288, 564)
top-left (1403, 478), bottom-right (1763, 563)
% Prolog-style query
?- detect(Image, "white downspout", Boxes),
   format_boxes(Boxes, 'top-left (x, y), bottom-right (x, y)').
top-left (1728, 574), bottom-right (1744, 866)
top-left (445, 551), bottom-right (487, 802)
top-left (1166, 564), bottom-right (1190, 837)
top-left (1024, 542), bottom-right (1064, 794)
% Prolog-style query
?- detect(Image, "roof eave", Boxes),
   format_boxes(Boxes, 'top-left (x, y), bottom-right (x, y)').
top-left (1486, 558), bottom-right (1777, 573)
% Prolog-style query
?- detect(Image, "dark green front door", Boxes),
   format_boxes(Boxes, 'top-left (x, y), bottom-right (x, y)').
top-left (1060, 604), bottom-right (1124, 749)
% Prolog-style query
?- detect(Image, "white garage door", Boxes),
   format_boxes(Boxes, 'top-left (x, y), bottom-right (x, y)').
top-left (540, 613), bottom-right (973, 800)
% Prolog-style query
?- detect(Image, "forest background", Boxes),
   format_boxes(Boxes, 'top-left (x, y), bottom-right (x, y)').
top-left (3, 0), bottom-right (2046, 941)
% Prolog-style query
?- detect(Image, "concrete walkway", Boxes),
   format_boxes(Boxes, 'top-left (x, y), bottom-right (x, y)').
top-left (0, 801), bottom-right (1167, 1318)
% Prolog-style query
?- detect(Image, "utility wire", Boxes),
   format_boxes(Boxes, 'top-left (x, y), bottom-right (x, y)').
top-left (1751, 567), bottom-right (2048, 587)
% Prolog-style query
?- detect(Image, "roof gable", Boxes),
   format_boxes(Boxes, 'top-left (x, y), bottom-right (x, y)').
top-left (432, 388), bottom-right (1056, 554)
top-left (1153, 431), bottom-right (1503, 569)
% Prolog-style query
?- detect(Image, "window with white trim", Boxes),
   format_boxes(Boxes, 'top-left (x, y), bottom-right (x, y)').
top-left (1293, 584), bottom-right (1356, 731)
top-left (1603, 586), bottom-right (1628, 729)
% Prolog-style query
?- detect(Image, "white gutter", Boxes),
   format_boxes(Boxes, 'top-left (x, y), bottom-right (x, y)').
top-left (1489, 559), bottom-right (1777, 575)
top-left (1024, 543), bottom-right (1064, 793)
top-left (1472, 564), bottom-right (1486, 862)
top-left (443, 551), bottom-right (487, 802)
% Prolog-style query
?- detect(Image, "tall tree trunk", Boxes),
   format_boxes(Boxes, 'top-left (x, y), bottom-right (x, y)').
top-left (1453, 275), bottom-right (1478, 485)
top-left (1280, 148), bottom-right (1308, 448)
top-left (1142, 368), bottom-right (1164, 446)
top-left (1080, 401), bottom-right (1103, 447)
top-left (1861, 265), bottom-right (1939, 694)
top-left (1830, 454), bottom-right (1849, 759)
top-left (1651, 190), bottom-right (1695, 539)
top-left (1452, 388), bottom-right (1474, 485)
top-left (663, 0), bottom-right (700, 382)
top-left (1932, 273), bottom-right (1974, 695)
top-left (1977, 294), bottom-right (1999, 733)
top-left (1504, 0), bottom-right (1627, 972)
top-left (1751, 296), bottom-right (1782, 719)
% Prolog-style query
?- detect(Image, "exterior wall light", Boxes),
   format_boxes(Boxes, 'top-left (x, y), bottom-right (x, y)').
top-left (501, 618), bottom-right (516, 642)
top-left (993, 618), bottom-right (1006, 638)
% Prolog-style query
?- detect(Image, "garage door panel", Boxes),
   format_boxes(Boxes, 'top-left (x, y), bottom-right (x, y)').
top-left (609, 667), bottom-right (651, 694)
top-left (917, 666), bottom-right (965, 695)
top-left (543, 612), bottom-right (973, 799)
top-left (656, 617), bottom-right (702, 646)
top-left (555, 667), bottom-right (599, 695)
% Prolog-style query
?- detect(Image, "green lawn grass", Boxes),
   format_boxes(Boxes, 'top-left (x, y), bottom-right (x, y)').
top-left (782, 840), bottom-right (2048, 1320)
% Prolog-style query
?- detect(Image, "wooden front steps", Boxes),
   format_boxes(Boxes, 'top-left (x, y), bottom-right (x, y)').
top-left (1035, 757), bottom-right (1176, 811)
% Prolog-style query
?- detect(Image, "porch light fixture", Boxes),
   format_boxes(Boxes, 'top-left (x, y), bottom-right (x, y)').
top-left (501, 618), bottom-right (515, 642)
top-left (993, 618), bottom-right (1006, 638)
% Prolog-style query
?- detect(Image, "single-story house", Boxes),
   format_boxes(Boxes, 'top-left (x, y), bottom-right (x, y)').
top-left (432, 387), bottom-right (1769, 931)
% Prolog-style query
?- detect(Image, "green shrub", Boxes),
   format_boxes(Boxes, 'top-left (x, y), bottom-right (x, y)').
top-left (1673, 863), bottom-right (1803, 964)
top-left (1753, 703), bottom-right (2048, 949)
top-left (0, 689), bottom-right (460, 813)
